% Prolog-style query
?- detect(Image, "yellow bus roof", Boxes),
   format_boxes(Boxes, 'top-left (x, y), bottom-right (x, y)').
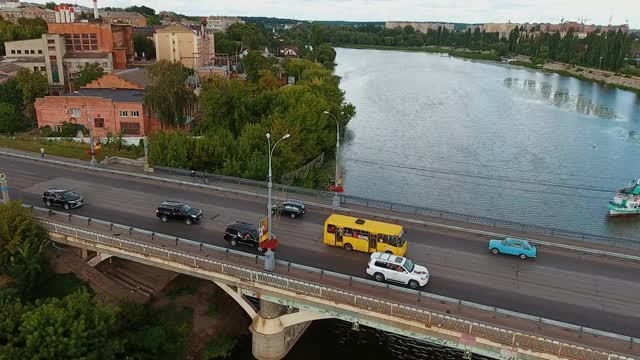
top-left (324, 214), bottom-right (403, 235)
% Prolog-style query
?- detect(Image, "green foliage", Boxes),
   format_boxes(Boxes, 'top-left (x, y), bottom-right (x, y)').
top-left (146, 15), bottom-right (160, 26)
top-left (150, 58), bottom-right (354, 186)
top-left (41, 121), bottom-right (85, 137)
top-left (206, 302), bottom-right (220, 318)
top-left (126, 5), bottom-right (156, 16)
top-left (144, 60), bottom-right (196, 127)
top-left (241, 50), bottom-right (276, 82)
top-left (0, 202), bottom-right (49, 297)
top-left (0, 103), bottom-right (24, 135)
top-left (214, 32), bottom-right (241, 54)
top-left (44, 2), bottom-right (56, 10)
top-left (228, 23), bottom-right (270, 50)
top-left (134, 33), bottom-right (156, 59)
top-left (73, 62), bottom-right (104, 88)
top-left (201, 336), bottom-right (237, 359)
top-left (15, 68), bottom-right (48, 121)
top-left (0, 18), bottom-right (48, 56)
top-left (165, 281), bottom-right (198, 300)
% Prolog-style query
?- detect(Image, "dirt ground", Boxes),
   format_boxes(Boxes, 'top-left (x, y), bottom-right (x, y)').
top-left (153, 275), bottom-right (252, 359)
top-left (0, 274), bottom-right (14, 288)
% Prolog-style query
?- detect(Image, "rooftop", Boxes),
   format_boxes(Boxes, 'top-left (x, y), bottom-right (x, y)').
top-left (0, 63), bottom-right (22, 73)
top-left (112, 67), bottom-right (151, 88)
top-left (0, 56), bottom-right (45, 63)
top-left (70, 88), bottom-right (145, 103)
top-left (64, 52), bottom-right (110, 59)
top-left (99, 11), bottom-right (144, 19)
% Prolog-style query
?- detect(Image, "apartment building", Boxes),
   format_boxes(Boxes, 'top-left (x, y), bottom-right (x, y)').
top-left (205, 16), bottom-right (244, 32)
top-left (385, 21), bottom-right (455, 33)
top-left (154, 23), bottom-right (214, 69)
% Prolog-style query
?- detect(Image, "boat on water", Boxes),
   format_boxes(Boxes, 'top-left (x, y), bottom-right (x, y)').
top-left (608, 179), bottom-right (640, 216)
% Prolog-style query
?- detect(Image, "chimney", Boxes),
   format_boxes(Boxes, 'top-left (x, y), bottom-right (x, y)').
top-left (93, 0), bottom-right (99, 20)
top-left (54, 6), bottom-right (60, 23)
top-left (70, 7), bottom-right (75, 23)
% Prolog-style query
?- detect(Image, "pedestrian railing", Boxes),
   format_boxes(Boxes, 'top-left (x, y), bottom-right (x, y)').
top-left (28, 205), bottom-right (638, 360)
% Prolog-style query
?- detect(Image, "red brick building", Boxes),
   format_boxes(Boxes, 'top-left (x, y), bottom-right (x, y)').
top-left (35, 88), bottom-right (162, 137)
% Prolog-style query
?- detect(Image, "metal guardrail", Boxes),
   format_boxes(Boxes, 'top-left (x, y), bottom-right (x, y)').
top-left (154, 165), bottom-right (638, 250)
top-left (28, 205), bottom-right (638, 360)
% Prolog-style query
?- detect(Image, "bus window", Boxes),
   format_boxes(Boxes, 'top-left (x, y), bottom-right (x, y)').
top-left (344, 228), bottom-right (353, 237)
top-left (388, 236), bottom-right (398, 247)
top-left (360, 231), bottom-right (369, 240)
top-left (327, 224), bottom-right (337, 233)
top-left (379, 234), bottom-right (387, 243)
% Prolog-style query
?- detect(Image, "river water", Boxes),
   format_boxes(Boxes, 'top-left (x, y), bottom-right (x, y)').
top-left (335, 47), bottom-right (640, 239)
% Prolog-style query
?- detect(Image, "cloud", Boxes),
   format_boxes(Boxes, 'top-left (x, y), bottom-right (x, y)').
top-left (28, 0), bottom-right (638, 27)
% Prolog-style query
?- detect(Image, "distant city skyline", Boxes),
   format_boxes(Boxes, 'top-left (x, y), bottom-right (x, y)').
top-left (26, 0), bottom-right (639, 28)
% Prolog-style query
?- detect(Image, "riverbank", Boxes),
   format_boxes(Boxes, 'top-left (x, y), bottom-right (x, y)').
top-left (335, 44), bottom-right (640, 94)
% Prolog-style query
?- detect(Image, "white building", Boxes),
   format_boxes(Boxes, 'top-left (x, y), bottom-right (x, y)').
top-left (0, 0), bottom-right (20, 9)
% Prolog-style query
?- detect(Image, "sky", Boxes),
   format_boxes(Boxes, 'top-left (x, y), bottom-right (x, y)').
top-left (28, 0), bottom-right (639, 28)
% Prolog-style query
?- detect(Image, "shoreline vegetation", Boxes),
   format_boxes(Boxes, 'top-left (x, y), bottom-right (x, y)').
top-left (335, 44), bottom-right (640, 95)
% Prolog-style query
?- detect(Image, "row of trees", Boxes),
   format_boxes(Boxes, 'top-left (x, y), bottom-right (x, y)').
top-left (0, 202), bottom-right (192, 359)
top-left (285, 23), bottom-right (638, 71)
top-left (0, 69), bottom-right (49, 134)
top-left (0, 17), bottom-right (48, 56)
top-left (148, 59), bottom-right (354, 181)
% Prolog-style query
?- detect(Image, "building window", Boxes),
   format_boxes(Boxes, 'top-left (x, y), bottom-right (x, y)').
top-left (70, 108), bottom-right (81, 117)
top-left (30, 50), bottom-right (35, 54)
top-left (130, 110), bottom-right (140, 117)
top-left (48, 46), bottom-right (56, 52)
top-left (49, 55), bottom-right (57, 61)
top-left (38, 50), bottom-right (42, 54)
top-left (16, 50), bottom-right (21, 54)
top-left (52, 125), bottom-right (62, 133)
top-left (94, 118), bottom-right (105, 128)
top-left (47, 39), bottom-right (55, 44)
top-left (120, 122), bottom-right (140, 135)
top-left (40, 66), bottom-right (46, 71)
top-left (119, 111), bottom-right (128, 117)
top-left (10, 50), bottom-right (15, 54)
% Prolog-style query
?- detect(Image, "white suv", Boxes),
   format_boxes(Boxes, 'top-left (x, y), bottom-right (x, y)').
top-left (366, 252), bottom-right (430, 289)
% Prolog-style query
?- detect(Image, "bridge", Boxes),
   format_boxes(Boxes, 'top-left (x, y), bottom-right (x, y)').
top-left (2, 151), bottom-right (640, 359)
top-left (33, 207), bottom-right (638, 360)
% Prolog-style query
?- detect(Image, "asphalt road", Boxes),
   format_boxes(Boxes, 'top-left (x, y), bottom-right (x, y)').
top-left (3, 155), bottom-right (640, 337)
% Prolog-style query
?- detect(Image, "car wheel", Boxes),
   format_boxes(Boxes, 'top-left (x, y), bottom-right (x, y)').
top-left (185, 218), bottom-right (192, 225)
top-left (374, 272), bottom-right (385, 282)
top-left (408, 280), bottom-right (420, 290)
top-left (290, 213), bottom-right (296, 219)
top-left (519, 253), bottom-right (527, 260)
top-left (230, 239), bottom-right (238, 247)
top-left (63, 203), bottom-right (70, 210)
top-left (343, 243), bottom-right (353, 251)
top-left (160, 215), bottom-right (168, 223)
top-left (46, 200), bottom-right (52, 207)
top-left (491, 248), bottom-right (500, 255)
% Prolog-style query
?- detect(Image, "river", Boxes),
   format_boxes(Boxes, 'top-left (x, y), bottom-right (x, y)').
top-left (335, 47), bottom-right (640, 240)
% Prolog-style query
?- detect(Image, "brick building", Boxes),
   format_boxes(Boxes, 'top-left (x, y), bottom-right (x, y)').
top-left (99, 11), bottom-right (146, 27)
top-left (47, 22), bottom-right (134, 69)
top-left (154, 23), bottom-right (214, 69)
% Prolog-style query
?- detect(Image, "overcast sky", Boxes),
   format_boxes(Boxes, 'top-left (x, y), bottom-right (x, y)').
top-left (31, 0), bottom-right (639, 28)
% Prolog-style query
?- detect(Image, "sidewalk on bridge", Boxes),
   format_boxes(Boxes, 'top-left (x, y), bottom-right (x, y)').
top-left (3, 146), bottom-right (639, 259)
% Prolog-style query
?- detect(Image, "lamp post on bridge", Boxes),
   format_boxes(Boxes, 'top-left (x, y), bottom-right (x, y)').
top-left (265, 132), bottom-right (290, 272)
top-left (323, 111), bottom-right (343, 209)
top-left (73, 91), bottom-right (97, 167)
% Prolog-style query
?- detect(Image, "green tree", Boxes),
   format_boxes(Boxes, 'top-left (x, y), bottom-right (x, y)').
top-left (241, 50), bottom-right (275, 82)
top-left (0, 78), bottom-right (23, 111)
top-left (125, 5), bottom-right (156, 16)
top-left (144, 60), bottom-right (196, 128)
top-left (15, 68), bottom-right (48, 121)
top-left (0, 103), bottom-right (24, 135)
top-left (146, 15), bottom-right (160, 26)
top-left (73, 62), bottom-right (104, 88)
top-left (134, 33), bottom-right (156, 59)
top-left (44, 2), bottom-right (56, 10)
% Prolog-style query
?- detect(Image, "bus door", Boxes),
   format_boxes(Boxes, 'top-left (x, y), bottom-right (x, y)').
top-left (334, 227), bottom-right (343, 247)
top-left (369, 234), bottom-right (378, 253)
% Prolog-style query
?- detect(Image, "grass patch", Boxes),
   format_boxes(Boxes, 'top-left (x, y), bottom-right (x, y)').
top-left (0, 136), bottom-right (143, 162)
top-left (201, 336), bottom-right (237, 359)
top-left (206, 302), bottom-right (220, 318)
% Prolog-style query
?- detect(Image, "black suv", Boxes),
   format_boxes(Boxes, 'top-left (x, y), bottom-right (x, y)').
top-left (42, 189), bottom-right (84, 210)
top-left (156, 201), bottom-right (203, 225)
top-left (224, 221), bottom-right (276, 253)
top-left (271, 200), bottom-right (306, 219)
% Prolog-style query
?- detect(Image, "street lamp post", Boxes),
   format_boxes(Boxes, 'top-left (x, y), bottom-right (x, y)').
top-left (73, 91), bottom-right (96, 167)
top-left (324, 111), bottom-right (343, 209)
top-left (265, 132), bottom-right (290, 272)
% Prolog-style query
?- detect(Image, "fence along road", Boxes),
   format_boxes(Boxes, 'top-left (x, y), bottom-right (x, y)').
top-left (33, 206), bottom-right (638, 360)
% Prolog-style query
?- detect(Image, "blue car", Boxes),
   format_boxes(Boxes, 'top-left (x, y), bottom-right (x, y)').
top-left (488, 238), bottom-right (537, 259)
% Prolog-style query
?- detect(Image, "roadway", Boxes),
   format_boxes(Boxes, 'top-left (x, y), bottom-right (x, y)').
top-left (3, 154), bottom-right (640, 338)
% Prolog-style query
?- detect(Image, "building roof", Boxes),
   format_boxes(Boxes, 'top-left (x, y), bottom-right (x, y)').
top-left (99, 11), bottom-right (145, 19)
top-left (155, 23), bottom-right (194, 33)
top-left (112, 68), bottom-right (151, 87)
top-left (0, 63), bottom-right (22, 73)
top-left (0, 74), bottom-right (9, 82)
top-left (64, 52), bottom-right (110, 59)
top-left (70, 88), bottom-right (145, 103)
top-left (1, 56), bottom-right (45, 64)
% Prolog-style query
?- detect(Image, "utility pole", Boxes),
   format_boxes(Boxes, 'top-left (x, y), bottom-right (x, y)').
top-left (265, 132), bottom-right (290, 272)
top-left (0, 173), bottom-right (9, 203)
top-left (324, 111), bottom-right (344, 209)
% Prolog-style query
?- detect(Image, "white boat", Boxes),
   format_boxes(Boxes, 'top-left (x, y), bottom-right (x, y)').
top-left (608, 179), bottom-right (640, 216)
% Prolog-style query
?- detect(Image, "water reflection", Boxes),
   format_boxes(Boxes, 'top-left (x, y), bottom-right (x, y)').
top-left (504, 77), bottom-right (619, 119)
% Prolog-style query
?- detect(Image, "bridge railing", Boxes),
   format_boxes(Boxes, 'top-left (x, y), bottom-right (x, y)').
top-left (27, 205), bottom-right (637, 360)
top-left (154, 165), bottom-right (638, 250)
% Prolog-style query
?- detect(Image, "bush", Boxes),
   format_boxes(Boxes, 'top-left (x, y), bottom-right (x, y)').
top-left (201, 336), bottom-right (237, 359)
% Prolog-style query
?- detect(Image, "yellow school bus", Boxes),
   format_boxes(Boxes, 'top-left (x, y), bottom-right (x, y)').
top-left (323, 214), bottom-right (407, 256)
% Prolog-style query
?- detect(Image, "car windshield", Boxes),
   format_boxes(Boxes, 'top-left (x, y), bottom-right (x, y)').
top-left (61, 191), bottom-right (77, 199)
top-left (180, 205), bottom-right (192, 213)
top-left (404, 259), bottom-right (415, 272)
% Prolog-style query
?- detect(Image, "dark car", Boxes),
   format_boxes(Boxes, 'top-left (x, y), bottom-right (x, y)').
top-left (42, 189), bottom-right (84, 210)
top-left (224, 221), bottom-right (277, 253)
top-left (156, 201), bottom-right (203, 225)
top-left (271, 200), bottom-right (306, 219)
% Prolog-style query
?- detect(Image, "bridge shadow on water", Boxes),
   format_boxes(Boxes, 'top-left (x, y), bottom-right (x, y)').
top-left (231, 316), bottom-right (490, 360)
